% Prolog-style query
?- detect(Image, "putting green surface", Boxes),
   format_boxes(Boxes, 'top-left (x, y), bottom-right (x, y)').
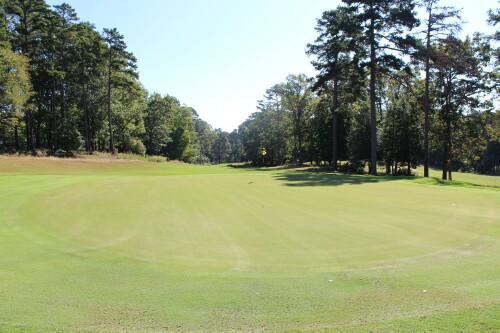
top-left (0, 157), bottom-right (499, 332)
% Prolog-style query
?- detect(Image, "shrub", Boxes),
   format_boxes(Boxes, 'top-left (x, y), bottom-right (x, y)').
top-left (338, 161), bottom-right (366, 174)
top-left (49, 149), bottom-right (75, 158)
top-left (125, 138), bottom-right (146, 156)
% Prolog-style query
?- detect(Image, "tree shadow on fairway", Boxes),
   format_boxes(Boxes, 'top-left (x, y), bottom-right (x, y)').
top-left (228, 163), bottom-right (298, 173)
top-left (273, 168), bottom-right (500, 190)
top-left (273, 169), bottom-right (401, 187)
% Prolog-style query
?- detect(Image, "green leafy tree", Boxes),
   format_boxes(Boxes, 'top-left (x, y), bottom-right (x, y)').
top-left (103, 27), bottom-right (137, 154)
top-left (6, 0), bottom-right (48, 152)
top-left (1, 0), bottom-right (33, 152)
top-left (143, 93), bottom-right (173, 155)
top-left (51, 4), bottom-right (78, 150)
top-left (112, 75), bottom-right (146, 154)
top-left (0, 48), bottom-right (32, 152)
top-left (0, 0), bottom-right (8, 49)
top-left (192, 117), bottom-right (216, 163)
top-left (40, 4), bottom-right (78, 151)
top-left (342, 0), bottom-right (419, 174)
top-left (488, 2), bottom-right (500, 100)
top-left (307, 6), bottom-right (363, 169)
top-left (70, 22), bottom-right (107, 153)
top-left (347, 101), bottom-right (371, 171)
top-left (256, 84), bottom-right (292, 165)
top-left (380, 72), bottom-right (423, 175)
top-left (212, 128), bottom-right (230, 164)
top-left (488, 2), bottom-right (500, 61)
top-left (238, 102), bottom-right (293, 167)
top-left (238, 116), bottom-right (258, 164)
top-left (434, 36), bottom-right (491, 180)
top-left (478, 110), bottom-right (500, 174)
top-left (416, 0), bottom-right (462, 177)
top-left (167, 106), bottom-right (194, 161)
top-left (227, 129), bottom-right (242, 163)
top-left (281, 74), bottom-right (315, 165)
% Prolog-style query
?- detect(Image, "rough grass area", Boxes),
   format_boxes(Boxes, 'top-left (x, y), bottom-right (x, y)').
top-left (0, 156), bottom-right (498, 332)
top-left (116, 153), bottom-right (166, 163)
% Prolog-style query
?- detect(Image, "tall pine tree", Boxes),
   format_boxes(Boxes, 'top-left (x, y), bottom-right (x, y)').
top-left (417, 0), bottom-right (462, 177)
top-left (342, 0), bottom-right (418, 174)
top-left (103, 27), bottom-right (137, 154)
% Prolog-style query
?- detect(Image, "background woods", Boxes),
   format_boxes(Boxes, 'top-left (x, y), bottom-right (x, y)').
top-left (0, 0), bottom-right (498, 176)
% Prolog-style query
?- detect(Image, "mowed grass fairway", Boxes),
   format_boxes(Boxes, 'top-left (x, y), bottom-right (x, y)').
top-left (0, 157), bottom-right (499, 332)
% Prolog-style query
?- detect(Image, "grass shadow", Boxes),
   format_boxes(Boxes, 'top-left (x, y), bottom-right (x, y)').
top-left (273, 168), bottom-right (401, 187)
top-left (227, 163), bottom-right (300, 173)
top-left (273, 167), bottom-right (499, 190)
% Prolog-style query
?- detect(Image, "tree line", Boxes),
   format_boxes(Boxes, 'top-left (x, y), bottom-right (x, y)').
top-left (238, 0), bottom-right (499, 177)
top-left (0, 0), bottom-right (236, 163)
top-left (0, 0), bottom-right (498, 177)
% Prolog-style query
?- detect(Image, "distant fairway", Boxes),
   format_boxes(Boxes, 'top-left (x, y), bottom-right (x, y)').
top-left (0, 156), bottom-right (499, 332)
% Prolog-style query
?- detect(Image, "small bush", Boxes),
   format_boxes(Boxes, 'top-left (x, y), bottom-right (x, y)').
top-left (126, 138), bottom-right (147, 156)
top-left (146, 155), bottom-right (166, 163)
top-left (47, 149), bottom-right (75, 158)
top-left (338, 161), bottom-right (366, 174)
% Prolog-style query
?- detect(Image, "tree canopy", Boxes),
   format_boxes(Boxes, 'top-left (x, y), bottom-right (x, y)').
top-left (0, 0), bottom-right (497, 175)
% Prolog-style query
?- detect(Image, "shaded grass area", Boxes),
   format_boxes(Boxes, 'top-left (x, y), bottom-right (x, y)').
top-left (273, 166), bottom-right (499, 190)
top-left (274, 171), bottom-right (397, 187)
top-left (0, 157), bottom-right (499, 331)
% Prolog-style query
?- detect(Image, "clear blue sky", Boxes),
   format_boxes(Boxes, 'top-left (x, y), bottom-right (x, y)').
top-left (46, 0), bottom-right (497, 132)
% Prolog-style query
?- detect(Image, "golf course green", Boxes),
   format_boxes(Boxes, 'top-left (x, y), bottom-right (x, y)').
top-left (0, 156), bottom-right (499, 332)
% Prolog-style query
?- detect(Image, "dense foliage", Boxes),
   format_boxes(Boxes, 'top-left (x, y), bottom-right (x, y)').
top-left (239, 0), bottom-right (499, 177)
top-left (0, 0), bottom-right (233, 163)
top-left (0, 0), bottom-right (498, 176)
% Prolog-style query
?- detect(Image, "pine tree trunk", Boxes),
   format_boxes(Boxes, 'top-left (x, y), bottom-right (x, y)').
top-left (35, 112), bottom-right (41, 149)
top-left (26, 110), bottom-right (35, 154)
top-left (14, 125), bottom-right (19, 152)
top-left (293, 134), bottom-right (297, 164)
top-left (25, 112), bottom-right (30, 152)
top-left (60, 43), bottom-right (66, 132)
top-left (83, 83), bottom-right (90, 153)
top-left (61, 80), bottom-right (65, 133)
top-left (331, 78), bottom-right (338, 171)
top-left (369, 14), bottom-right (377, 175)
top-left (447, 116), bottom-right (452, 181)
top-left (423, 8), bottom-right (432, 178)
top-left (298, 130), bottom-right (303, 165)
top-left (81, 52), bottom-right (91, 153)
top-left (442, 129), bottom-right (448, 180)
top-left (107, 50), bottom-right (115, 154)
top-left (52, 75), bottom-right (57, 151)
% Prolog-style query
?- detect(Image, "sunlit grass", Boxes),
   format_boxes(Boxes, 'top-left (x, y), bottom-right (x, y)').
top-left (0, 156), bottom-right (498, 332)
top-left (414, 166), bottom-right (500, 188)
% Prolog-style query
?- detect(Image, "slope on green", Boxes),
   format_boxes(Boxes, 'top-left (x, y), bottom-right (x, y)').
top-left (0, 157), bottom-right (498, 332)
